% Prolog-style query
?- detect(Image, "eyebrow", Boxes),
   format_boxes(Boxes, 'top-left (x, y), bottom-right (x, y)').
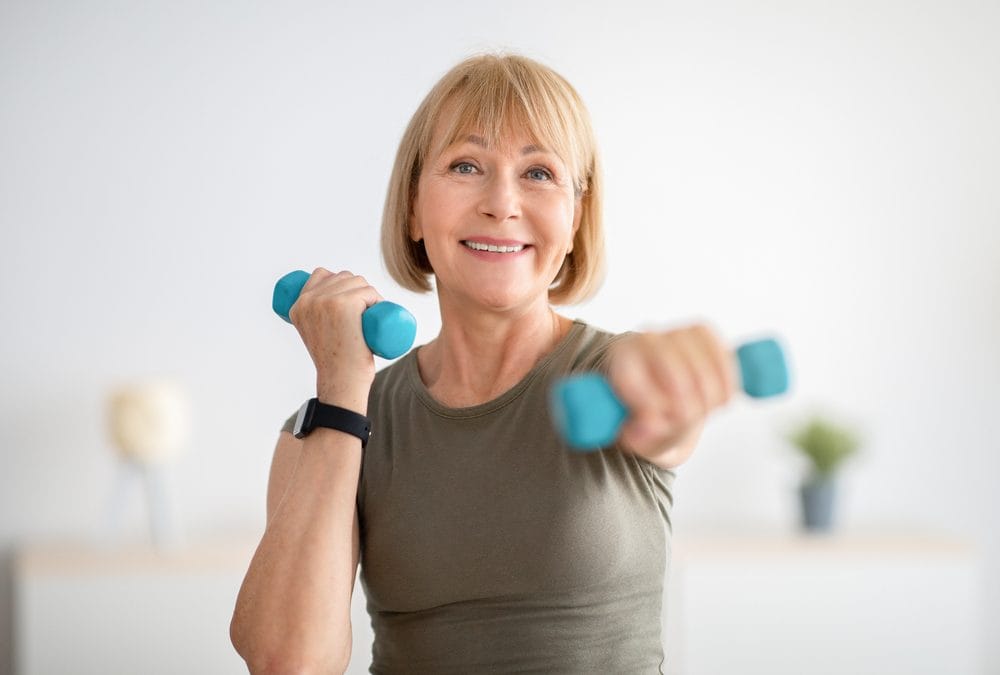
top-left (463, 134), bottom-right (546, 155)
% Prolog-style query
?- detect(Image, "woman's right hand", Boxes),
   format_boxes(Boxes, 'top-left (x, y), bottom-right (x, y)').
top-left (288, 268), bottom-right (384, 408)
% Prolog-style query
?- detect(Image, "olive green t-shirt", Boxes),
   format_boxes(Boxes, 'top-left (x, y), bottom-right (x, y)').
top-left (283, 321), bottom-right (675, 674)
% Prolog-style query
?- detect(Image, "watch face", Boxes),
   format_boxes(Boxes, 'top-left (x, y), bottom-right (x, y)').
top-left (292, 399), bottom-right (316, 439)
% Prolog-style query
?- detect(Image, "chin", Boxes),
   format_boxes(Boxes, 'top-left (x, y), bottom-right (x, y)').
top-left (476, 295), bottom-right (522, 312)
top-left (440, 274), bottom-right (550, 314)
top-left (468, 286), bottom-right (536, 313)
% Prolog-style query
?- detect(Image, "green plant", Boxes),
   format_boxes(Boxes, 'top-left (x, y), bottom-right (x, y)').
top-left (786, 415), bottom-right (861, 477)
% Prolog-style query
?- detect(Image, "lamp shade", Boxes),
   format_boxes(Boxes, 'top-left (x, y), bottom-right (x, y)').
top-left (108, 378), bottom-right (190, 464)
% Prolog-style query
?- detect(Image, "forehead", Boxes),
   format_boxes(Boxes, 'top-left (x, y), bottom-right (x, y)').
top-left (427, 93), bottom-right (569, 162)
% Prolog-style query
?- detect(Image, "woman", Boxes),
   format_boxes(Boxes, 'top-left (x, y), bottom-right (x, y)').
top-left (231, 53), bottom-right (735, 674)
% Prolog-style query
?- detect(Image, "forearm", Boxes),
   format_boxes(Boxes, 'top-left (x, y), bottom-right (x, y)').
top-left (231, 429), bottom-right (362, 674)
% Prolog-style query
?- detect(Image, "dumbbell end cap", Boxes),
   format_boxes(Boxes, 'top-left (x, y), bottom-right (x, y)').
top-left (273, 270), bottom-right (312, 323)
top-left (362, 301), bottom-right (418, 359)
top-left (737, 338), bottom-right (790, 398)
top-left (550, 373), bottom-right (628, 451)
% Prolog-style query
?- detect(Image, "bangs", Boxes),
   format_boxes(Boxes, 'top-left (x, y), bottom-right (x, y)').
top-left (421, 59), bottom-right (587, 195)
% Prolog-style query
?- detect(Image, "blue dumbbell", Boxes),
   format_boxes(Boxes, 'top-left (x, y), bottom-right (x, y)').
top-left (550, 337), bottom-right (790, 450)
top-left (272, 270), bottom-right (417, 360)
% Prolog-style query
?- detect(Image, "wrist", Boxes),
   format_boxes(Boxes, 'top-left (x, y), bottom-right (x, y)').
top-left (632, 419), bottom-right (703, 468)
top-left (316, 379), bottom-right (371, 415)
top-left (293, 398), bottom-right (371, 447)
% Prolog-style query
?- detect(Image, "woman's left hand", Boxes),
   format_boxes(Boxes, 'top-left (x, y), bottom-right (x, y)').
top-left (607, 324), bottom-right (738, 468)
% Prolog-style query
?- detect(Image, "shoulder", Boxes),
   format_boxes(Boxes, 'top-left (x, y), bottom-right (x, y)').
top-left (563, 320), bottom-right (632, 375)
top-left (367, 349), bottom-right (420, 414)
top-left (371, 350), bottom-right (414, 394)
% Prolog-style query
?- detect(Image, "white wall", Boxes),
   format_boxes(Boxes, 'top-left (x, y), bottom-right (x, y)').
top-left (2, 0), bottom-right (998, 673)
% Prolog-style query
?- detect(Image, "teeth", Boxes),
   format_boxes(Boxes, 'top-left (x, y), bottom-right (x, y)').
top-left (463, 241), bottom-right (524, 253)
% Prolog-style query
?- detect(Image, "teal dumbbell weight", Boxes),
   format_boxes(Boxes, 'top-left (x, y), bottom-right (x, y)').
top-left (550, 337), bottom-right (790, 450)
top-left (272, 270), bottom-right (417, 360)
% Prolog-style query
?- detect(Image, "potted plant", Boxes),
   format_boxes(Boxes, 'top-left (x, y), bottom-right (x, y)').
top-left (786, 414), bottom-right (861, 532)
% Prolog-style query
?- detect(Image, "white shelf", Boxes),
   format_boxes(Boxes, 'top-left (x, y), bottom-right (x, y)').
top-left (14, 537), bottom-right (258, 675)
top-left (15, 538), bottom-right (257, 574)
top-left (664, 530), bottom-right (983, 675)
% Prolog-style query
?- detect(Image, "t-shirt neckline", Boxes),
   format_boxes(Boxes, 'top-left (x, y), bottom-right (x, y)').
top-left (403, 320), bottom-right (587, 419)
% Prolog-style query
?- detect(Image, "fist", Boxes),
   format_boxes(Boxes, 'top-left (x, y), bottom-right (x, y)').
top-left (608, 324), bottom-right (737, 466)
top-left (289, 268), bottom-right (384, 406)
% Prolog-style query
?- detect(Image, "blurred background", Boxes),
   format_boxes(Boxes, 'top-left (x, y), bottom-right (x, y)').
top-left (2, 0), bottom-right (998, 673)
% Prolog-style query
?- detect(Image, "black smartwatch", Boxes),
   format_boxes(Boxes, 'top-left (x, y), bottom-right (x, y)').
top-left (292, 398), bottom-right (371, 448)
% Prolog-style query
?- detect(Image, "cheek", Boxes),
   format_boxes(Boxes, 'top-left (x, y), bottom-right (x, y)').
top-left (416, 184), bottom-right (463, 233)
top-left (543, 200), bottom-right (577, 246)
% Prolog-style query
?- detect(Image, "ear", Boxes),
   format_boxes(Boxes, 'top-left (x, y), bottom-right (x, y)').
top-left (568, 198), bottom-right (583, 253)
top-left (409, 200), bottom-right (423, 242)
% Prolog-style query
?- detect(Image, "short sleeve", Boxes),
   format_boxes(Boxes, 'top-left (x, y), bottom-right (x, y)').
top-left (280, 410), bottom-right (298, 435)
top-left (638, 461), bottom-right (676, 532)
top-left (570, 330), bottom-right (634, 376)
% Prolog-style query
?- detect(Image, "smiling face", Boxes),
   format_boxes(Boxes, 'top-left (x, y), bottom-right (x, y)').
top-left (410, 122), bottom-right (582, 315)
top-left (382, 54), bottom-right (606, 306)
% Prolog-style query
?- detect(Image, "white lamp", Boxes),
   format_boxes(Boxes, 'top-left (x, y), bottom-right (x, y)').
top-left (106, 377), bottom-right (191, 549)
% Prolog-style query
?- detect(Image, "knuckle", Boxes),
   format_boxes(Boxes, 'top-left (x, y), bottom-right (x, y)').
top-left (691, 323), bottom-right (712, 341)
top-left (636, 332), bottom-right (656, 351)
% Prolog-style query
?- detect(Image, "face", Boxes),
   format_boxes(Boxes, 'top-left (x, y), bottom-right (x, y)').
top-left (410, 121), bottom-right (582, 315)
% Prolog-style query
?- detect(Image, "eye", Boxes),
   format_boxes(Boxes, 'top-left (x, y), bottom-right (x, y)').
top-left (526, 167), bottom-right (553, 181)
top-left (451, 161), bottom-right (478, 175)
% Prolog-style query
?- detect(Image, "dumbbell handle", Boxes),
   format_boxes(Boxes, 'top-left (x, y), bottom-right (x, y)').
top-left (550, 338), bottom-right (789, 450)
top-left (272, 270), bottom-right (417, 360)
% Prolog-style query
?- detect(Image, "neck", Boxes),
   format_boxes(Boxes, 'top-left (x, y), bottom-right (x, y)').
top-left (417, 295), bottom-right (573, 407)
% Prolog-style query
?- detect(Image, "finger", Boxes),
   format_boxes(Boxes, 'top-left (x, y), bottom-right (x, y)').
top-left (611, 342), bottom-right (674, 444)
top-left (673, 327), bottom-right (724, 415)
top-left (691, 324), bottom-right (737, 405)
top-left (290, 273), bottom-right (383, 326)
top-left (310, 273), bottom-right (369, 295)
top-left (305, 269), bottom-right (357, 293)
top-left (300, 272), bottom-right (375, 308)
top-left (343, 282), bottom-right (385, 309)
top-left (301, 267), bottom-right (334, 293)
top-left (644, 334), bottom-right (700, 422)
top-left (669, 325), bottom-right (737, 415)
top-left (611, 340), bottom-right (666, 415)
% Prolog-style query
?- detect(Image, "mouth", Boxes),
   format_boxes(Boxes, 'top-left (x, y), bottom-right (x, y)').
top-left (461, 239), bottom-right (528, 254)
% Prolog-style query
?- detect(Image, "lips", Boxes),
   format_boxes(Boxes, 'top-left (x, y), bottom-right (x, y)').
top-left (462, 240), bottom-right (525, 253)
top-left (460, 237), bottom-right (530, 254)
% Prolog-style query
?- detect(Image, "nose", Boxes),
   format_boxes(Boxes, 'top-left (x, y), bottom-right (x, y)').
top-left (477, 172), bottom-right (521, 223)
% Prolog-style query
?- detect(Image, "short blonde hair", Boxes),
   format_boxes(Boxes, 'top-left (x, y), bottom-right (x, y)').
top-left (381, 53), bottom-right (605, 305)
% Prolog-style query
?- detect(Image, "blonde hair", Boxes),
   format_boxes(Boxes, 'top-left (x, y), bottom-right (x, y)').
top-left (381, 53), bottom-right (605, 305)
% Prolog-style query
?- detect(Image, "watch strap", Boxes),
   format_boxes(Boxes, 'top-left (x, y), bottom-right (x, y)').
top-left (294, 398), bottom-right (371, 448)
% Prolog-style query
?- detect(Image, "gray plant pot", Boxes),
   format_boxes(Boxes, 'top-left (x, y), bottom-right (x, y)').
top-left (800, 475), bottom-right (837, 531)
